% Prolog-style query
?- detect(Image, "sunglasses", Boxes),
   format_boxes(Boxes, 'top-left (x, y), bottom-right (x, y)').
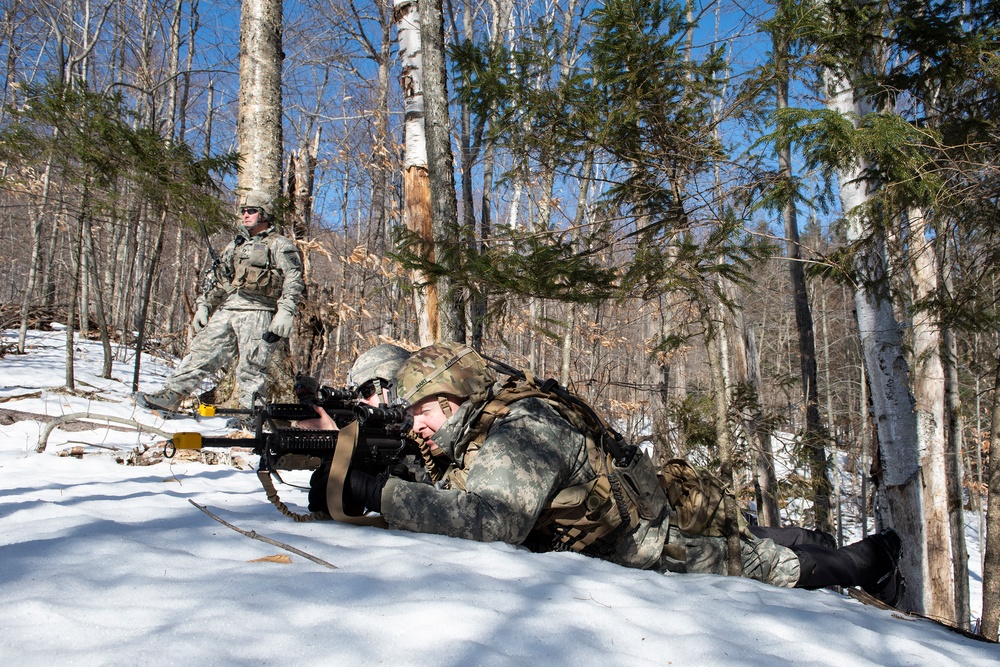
top-left (240, 207), bottom-right (260, 215)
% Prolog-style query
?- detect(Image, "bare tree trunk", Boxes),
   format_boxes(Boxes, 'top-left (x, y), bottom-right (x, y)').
top-left (237, 0), bottom-right (283, 195)
top-left (704, 298), bottom-right (741, 575)
top-left (419, 0), bottom-right (464, 341)
top-left (860, 356), bottom-right (870, 538)
top-left (131, 210), bottom-right (166, 392)
top-left (908, 207), bottom-right (956, 624)
top-left (828, 60), bottom-right (924, 613)
top-left (777, 46), bottom-right (831, 532)
top-left (940, 238), bottom-right (970, 629)
top-left (167, 226), bottom-right (186, 331)
top-left (943, 322), bottom-right (970, 629)
top-left (982, 348), bottom-right (1000, 641)
top-left (65, 204), bottom-right (86, 391)
top-left (18, 155), bottom-right (53, 354)
top-left (394, 0), bottom-right (436, 344)
top-left (40, 197), bottom-right (60, 310)
top-left (746, 322), bottom-right (781, 527)
top-left (83, 215), bottom-right (112, 377)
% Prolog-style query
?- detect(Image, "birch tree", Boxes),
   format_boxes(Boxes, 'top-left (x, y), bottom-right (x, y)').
top-left (238, 0), bottom-right (283, 195)
top-left (394, 0), bottom-right (437, 344)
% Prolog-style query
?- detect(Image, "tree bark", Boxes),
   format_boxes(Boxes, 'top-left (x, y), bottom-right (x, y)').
top-left (982, 348), bottom-right (1000, 640)
top-left (419, 0), bottom-right (464, 341)
top-left (394, 0), bottom-right (437, 344)
top-left (907, 207), bottom-right (956, 624)
top-left (828, 69), bottom-right (924, 613)
top-left (940, 238), bottom-right (970, 629)
top-left (776, 38), bottom-right (831, 532)
top-left (745, 322), bottom-right (781, 527)
top-left (131, 209), bottom-right (166, 392)
top-left (704, 298), bottom-right (742, 575)
top-left (238, 0), bottom-right (283, 195)
top-left (83, 214), bottom-right (113, 378)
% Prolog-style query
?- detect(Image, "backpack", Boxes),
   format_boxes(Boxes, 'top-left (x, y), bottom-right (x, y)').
top-left (657, 458), bottom-right (746, 538)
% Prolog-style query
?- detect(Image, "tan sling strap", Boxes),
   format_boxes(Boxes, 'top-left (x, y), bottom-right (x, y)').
top-left (256, 468), bottom-right (329, 522)
top-left (324, 420), bottom-right (388, 528)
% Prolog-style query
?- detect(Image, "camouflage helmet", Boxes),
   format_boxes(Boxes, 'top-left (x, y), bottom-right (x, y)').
top-left (396, 341), bottom-right (496, 406)
top-left (348, 344), bottom-right (410, 388)
top-left (239, 190), bottom-right (274, 219)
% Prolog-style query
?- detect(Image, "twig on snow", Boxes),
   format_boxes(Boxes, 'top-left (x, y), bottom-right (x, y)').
top-left (187, 499), bottom-right (337, 570)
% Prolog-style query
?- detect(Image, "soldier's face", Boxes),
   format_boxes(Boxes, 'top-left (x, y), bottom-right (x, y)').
top-left (408, 395), bottom-right (461, 448)
top-left (241, 207), bottom-right (267, 234)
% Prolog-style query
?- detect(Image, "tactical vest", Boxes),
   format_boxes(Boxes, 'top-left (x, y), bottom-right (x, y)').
top-left (225, 233), bottom-right (286, 300)
top-left (444, 374), bottom-right (668, 557)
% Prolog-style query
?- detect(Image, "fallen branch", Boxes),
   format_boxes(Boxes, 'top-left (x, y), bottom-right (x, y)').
top-left (188, 499), bottom-right (337, 570)
top-left (36, 412), bottom-right (174, 453)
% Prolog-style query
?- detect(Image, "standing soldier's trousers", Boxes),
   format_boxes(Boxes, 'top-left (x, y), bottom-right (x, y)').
top-left (163, 309), bottom-right (278, 409)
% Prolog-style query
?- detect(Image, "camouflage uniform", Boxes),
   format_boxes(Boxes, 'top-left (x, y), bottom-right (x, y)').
top-left (383, 346), bottom-right (801, 585)
top-left (657, 526), bottom-right (801, 587)
top-left (383, 394), bottom-right (671, 568)
top-left (378, 342), bottom-right (912, 601)
top-left (160, 223), bottom-right (304, 408)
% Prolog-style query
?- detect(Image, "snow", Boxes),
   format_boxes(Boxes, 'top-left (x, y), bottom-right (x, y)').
top-left (1, 330), bottom-right (998, 666)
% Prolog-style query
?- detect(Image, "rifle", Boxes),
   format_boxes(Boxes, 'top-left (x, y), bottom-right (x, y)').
top-left (168, 389), bottom-right (418, 522)
top-left (195, 217), bottom-right (230, 296)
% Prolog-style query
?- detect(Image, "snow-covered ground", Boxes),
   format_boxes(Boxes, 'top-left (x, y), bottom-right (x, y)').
top-left (1, 330), bottom-right (998, 666)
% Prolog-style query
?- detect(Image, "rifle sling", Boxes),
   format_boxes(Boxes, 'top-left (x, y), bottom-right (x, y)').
top-left (255, 468), bottom-right (328, 523)
top-left (325, 421), bottom-right (388, 528)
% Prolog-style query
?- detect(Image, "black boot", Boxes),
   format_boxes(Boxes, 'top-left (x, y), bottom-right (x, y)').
top-left (792, 529), bottom-right (904, 606)
top-left (862, 529), bottom-right (904, 606)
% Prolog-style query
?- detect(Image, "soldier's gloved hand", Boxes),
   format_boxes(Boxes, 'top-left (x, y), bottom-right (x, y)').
top-left (343, 469), bottom-right (388, 513)
top-left (267, 308), bottom-right (295, 339)
top-left (192, 304), bottom-right (212, 333)
top-left (294, 373), bottom-right (321, 403)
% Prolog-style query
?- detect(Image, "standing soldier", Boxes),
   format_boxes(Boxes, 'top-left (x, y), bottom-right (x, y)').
top-left (136, 190), bottom-right (305, 423)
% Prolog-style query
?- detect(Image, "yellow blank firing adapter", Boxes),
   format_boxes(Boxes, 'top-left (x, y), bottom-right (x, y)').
top-left (197, 404), bottom-right (216, 417)
top-left (173, 432), bottom-right (204, 450)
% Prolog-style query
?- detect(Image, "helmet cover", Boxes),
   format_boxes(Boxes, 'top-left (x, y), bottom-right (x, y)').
top-left (348, 344), bottom-right (410, 389)
top-left (239, 190), bottom-right (275, 218)
top-left (395, 342), bottom-right (495, 406)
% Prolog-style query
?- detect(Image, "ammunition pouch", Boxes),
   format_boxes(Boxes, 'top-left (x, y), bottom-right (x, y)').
top-left (614, 445), bottom-right (668, 521)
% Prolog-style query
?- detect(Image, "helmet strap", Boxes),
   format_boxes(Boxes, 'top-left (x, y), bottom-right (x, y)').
top-left (437, 396), bottom-right (453, 417)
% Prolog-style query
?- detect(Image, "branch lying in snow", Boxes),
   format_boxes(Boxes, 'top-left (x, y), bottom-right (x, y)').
top-left (36, 412), bottom-right (174, 453)
top-left (188, 499), bottom-right (338, 570)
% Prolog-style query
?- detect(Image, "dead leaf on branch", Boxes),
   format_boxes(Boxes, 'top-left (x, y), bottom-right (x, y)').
top-left (296, 238), bottom-right (332, 260)
top-left (347, 246), bottom-right (369, 264)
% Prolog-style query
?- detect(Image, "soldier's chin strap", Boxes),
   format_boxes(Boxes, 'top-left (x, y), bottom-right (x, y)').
top-left (437, 396), bottom-right (453, 417)
top-left (324, 420), bottom-right (388, 528)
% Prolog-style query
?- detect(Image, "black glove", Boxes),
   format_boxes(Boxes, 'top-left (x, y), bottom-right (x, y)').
top-left (294, 373), bottom-right (321, 403)
top-left (308, 461), bottom-right (331, 513)
top-left (262, 331), bottom-right (282, 344)
top-left (344, 469), bottom-right (388, 513)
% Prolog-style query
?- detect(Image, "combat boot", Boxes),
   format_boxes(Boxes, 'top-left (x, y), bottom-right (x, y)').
top-left (862, 528), bottom-right (904, 607)
top-left (791, 527), bottom-right (904, 606)
top-left (135, 388), bottom-right (186, 413)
